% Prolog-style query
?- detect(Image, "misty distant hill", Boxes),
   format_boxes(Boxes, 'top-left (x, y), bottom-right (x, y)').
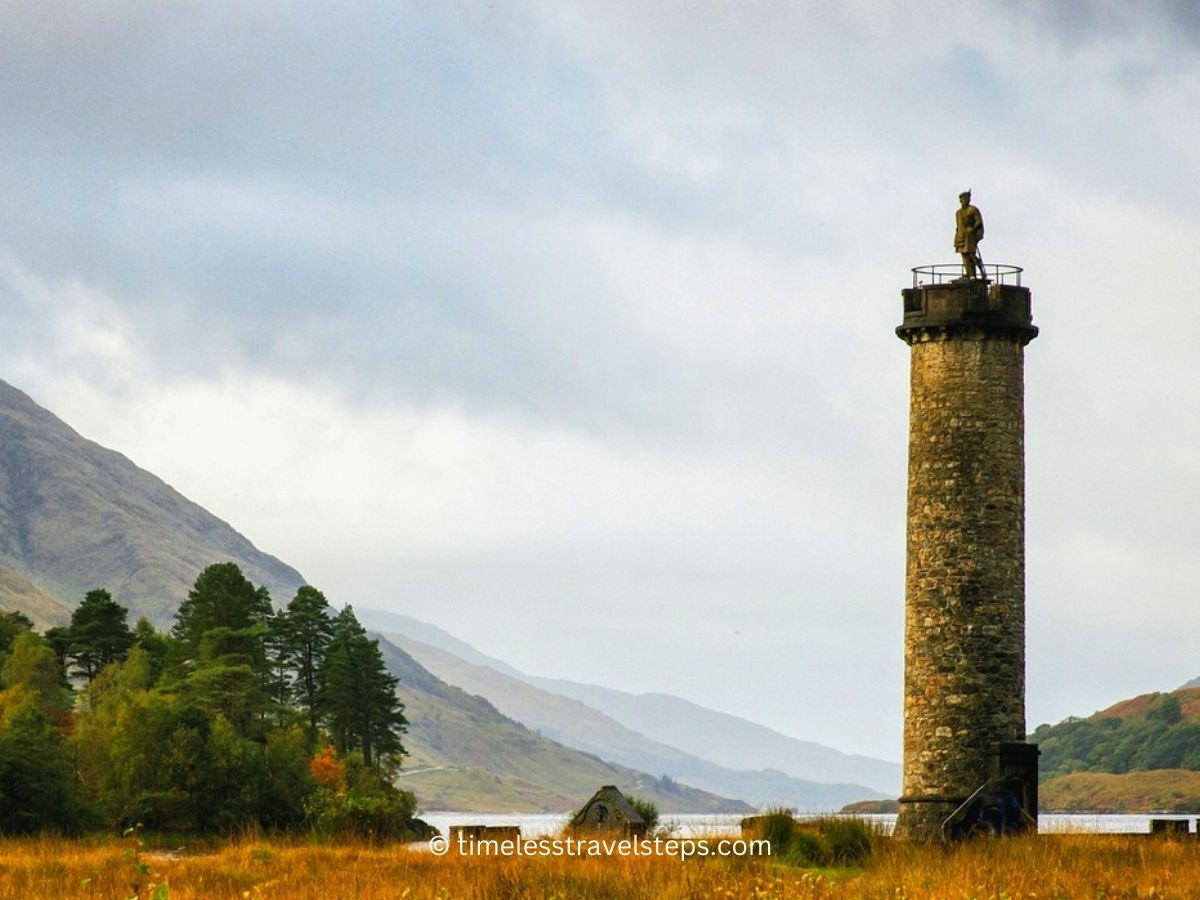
top-left (0, 380), bottom-right (304, 625)
top-left (384, 630), bottom-right (885, 810)
top-left (374, 633), bottom-right (749, 813)
top-left (361, 608), bottom-right (527, 678)
top-left (528, 677), bottom-right (900, 795)
top-left (359, 609), bottom-right (900, 798)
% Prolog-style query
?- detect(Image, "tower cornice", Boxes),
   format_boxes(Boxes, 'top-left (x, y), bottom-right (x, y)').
top-left (897, 279), bottom-right (1037, 346)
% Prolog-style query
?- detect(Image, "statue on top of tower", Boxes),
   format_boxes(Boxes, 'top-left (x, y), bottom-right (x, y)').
top-left (954, 190), bottom-right (986, 281)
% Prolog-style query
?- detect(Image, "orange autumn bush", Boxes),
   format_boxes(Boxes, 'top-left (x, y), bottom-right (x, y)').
top-left (309, 745), bottom-right (347, 791)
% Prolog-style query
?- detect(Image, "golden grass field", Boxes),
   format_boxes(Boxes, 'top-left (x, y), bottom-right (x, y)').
top-left (0, 832), bottom-right (1198, 899)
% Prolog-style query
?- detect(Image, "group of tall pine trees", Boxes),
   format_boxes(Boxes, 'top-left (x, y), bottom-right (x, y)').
top-left (0, 562), bottom-right (420, 836)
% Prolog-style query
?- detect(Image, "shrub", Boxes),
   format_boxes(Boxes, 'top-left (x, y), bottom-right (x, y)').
top-left (784, 830), bottom-right (832, 866)
top-left (309, 745), bottom-right (347, 790)
top-left (812, 816), bottom-right (875, 864)
top-left (745, 810), bottom-right (878, 868)
top-left (304, 785), bottom-right (432, 841)
top-left (626, 796), bottom-right (660, 832)
top-left (752, 808), bottom-right (797, 849)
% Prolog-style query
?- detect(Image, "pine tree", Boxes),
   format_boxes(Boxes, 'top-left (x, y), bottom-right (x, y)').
top-left (41, 626), bottom-right (72, 687)
top-left (319, 608), bottom-right (360, 758)
top-left (63, 589), bottom-right (135, 683)
top-left (172, 562), bottom-right (272, 658)
top-left (264, 609), bottom-right (294, 727)
top-left (355, 633), bottom-right (407, 769)
top-left (318, 607), bottom-right (407, 769)
top-left (171, 564), bottom-right (275, 738)
top-left (282, 586), bottom-right (334, 733)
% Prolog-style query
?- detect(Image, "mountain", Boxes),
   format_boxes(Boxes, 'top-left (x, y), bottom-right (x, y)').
top-left (355, 608), bottom-right (527, 678)
top-left (375, 635), bottom-right (750, 814)
top-left (0, 378), bottom-right (747, 814)
top-left (0, 562), bottom-right (71, 628)
top-left (359, 608), bottom-right (901, 796)
top-left (0, 380), bottom-right (304, 625)
top-left (384, 631), bottom-right (886, 810)
top-left (528, 677), bottom-right (901, 795)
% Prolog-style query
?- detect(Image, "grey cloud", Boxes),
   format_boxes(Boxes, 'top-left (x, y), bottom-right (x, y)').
top-left (2, 1), bottom-right (1200, 759)
top-left (998, 0), bottom-right (1200, 46)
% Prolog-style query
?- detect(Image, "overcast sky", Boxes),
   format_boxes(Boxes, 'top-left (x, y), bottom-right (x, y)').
top-left (3, 1), bottom-right (1199, 763)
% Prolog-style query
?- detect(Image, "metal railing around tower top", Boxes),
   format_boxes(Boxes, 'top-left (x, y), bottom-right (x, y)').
top-left (911, 263), bottom-right (1023, 288)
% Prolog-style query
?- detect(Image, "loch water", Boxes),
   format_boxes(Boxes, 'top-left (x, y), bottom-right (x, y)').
top-left (420, 811), bottom-right (1197, 838)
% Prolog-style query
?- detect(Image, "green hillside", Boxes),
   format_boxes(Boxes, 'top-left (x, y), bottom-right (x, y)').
top-left (1032, 688), bottom-right (1200, 781)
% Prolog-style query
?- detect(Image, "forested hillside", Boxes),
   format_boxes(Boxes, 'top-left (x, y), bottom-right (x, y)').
top-left (1033, 689), bottom-right (1200, 781)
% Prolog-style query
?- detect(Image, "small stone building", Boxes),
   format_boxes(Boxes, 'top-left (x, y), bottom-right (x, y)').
top-left (569, 785), bottom-right (647, 838)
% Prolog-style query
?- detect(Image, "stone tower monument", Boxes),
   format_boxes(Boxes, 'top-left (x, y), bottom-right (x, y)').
top-left (894, 263), bottom-right (1038, 841)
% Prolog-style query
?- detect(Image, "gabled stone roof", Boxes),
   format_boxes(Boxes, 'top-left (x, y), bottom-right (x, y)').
top-left (570, 784), bottom-right (645, 828)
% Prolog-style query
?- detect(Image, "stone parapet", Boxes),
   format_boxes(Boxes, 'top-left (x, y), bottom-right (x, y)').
top-left (898, 281), bottom-right (1036, 346)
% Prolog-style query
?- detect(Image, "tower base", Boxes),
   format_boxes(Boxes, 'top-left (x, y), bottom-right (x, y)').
top-left (896, 742), bottom-right (1040, 841)
top-left (894, 797), bottom-right (961, 842)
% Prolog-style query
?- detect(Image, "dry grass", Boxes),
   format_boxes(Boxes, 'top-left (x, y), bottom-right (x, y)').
top-left (1, 832), bottom-right (1198, 899)
top-left (1040, 769), bottom-right (1200, 813)
top-left (863, 834), bottom-right (1199, 899)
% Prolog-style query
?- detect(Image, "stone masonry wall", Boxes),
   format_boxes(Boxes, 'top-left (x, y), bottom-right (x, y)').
top-left (895, 328), bottom-right (1027, 840)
